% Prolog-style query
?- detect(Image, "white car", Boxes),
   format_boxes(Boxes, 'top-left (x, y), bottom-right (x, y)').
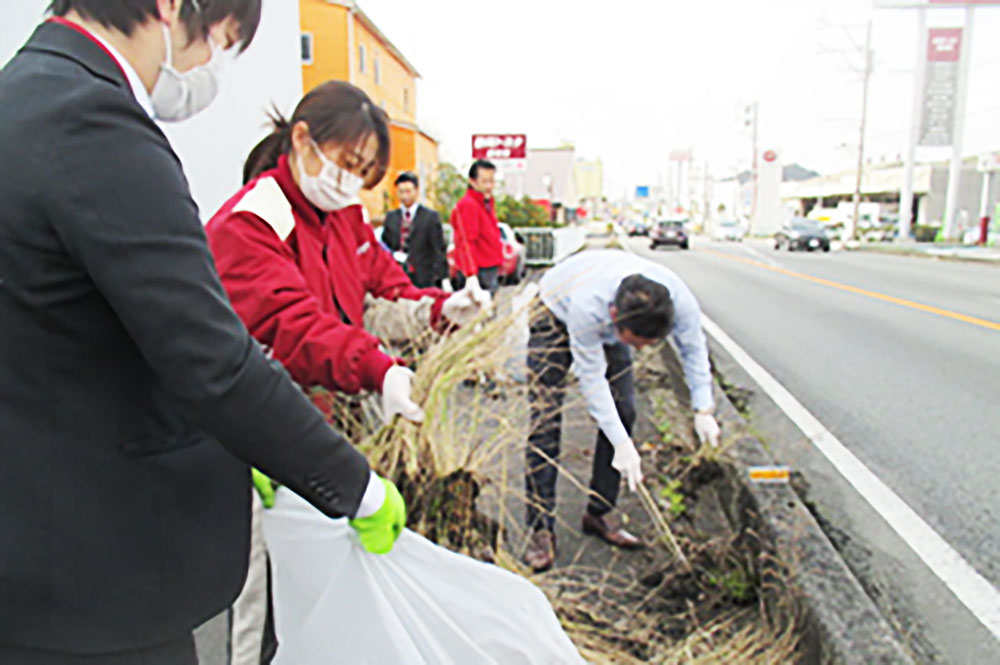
top-left (712, 219), bottom-right (745, 242)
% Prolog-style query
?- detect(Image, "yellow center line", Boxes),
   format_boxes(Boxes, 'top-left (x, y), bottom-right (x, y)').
top-left (697, 247), bottom-right (1000, 333)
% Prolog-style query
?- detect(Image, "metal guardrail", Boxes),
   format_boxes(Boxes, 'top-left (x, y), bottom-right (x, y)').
top-left (516, 227), bottom-right (587, 267)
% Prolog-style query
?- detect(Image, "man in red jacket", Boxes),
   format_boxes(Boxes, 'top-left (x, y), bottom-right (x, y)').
top-left (451, 159), bottom-right (503, 295)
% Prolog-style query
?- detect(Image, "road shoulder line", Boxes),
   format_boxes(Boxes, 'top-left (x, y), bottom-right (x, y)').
top-left (701, 314), bottom-right (1000, 644)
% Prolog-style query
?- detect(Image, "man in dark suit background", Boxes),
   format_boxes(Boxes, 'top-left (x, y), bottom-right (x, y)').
top-left (0, 2), bottom-right (404, 663)
top-left (382, 172), bottom-right (448, 288)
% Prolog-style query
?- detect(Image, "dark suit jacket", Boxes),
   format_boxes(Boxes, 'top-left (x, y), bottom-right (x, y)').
top-left (382, 205), bottom-right (448, 288)
top-left (0, 22), bottom-right (370, 654)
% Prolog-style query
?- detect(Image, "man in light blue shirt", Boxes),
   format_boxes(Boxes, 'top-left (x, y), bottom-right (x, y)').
top-left (524, 250), bottom-right (720, 571)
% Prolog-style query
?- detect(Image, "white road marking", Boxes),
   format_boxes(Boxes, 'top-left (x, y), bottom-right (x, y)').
top-left (621, 233), bottom-right (1000, 642)
top-left (701, 315), bottom-right (1000, 644)
top-left (734, 241), bottom-right (782, 268)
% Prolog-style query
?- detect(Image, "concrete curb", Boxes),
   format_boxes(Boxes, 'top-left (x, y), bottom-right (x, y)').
top-left (659, 346), bottom-right (916, 665)
top-left (849, 244), bottom-right (1000, 265)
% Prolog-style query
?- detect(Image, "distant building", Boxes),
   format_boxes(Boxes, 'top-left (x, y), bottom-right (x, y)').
top-left (781, 158), bottom-right (1000, 233)
top-left (299, 0), bottom-right (439, 220)
top-left (498, 147), bottom-right (607, 223)
top-left (574, 158), bottom-right (604, 219)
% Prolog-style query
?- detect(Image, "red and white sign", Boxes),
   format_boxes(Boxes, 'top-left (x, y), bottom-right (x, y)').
top-left (978, 152), bottom-right (1000, 173)
top-left (762, 150), bottom-right (778, 163)
top-left (920, 27), bottom-right (963, 147)
top-left (928, 27), bottom-right (962, 62)
top-left (472, 134), bottom-right (527, 161)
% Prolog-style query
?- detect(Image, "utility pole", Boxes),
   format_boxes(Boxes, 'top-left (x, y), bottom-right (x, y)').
top-left (849, 20), bottom-right (874, 242)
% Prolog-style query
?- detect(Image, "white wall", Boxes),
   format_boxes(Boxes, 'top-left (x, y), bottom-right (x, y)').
top-left (1, 0), bottom-right (304, 221)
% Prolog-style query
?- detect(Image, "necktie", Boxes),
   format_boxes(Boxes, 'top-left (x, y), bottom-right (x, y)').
top-left (401, 209), bottom-right (412, 249)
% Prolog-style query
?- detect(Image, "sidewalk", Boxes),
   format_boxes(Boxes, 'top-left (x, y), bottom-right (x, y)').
top-left (852, 241), bottom-right (1000, 263)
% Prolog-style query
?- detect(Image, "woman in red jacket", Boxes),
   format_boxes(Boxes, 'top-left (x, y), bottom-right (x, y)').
top-left (206, 81), bottom-right (487, 663)
top-left (207, 81), bottom-right (485, 421)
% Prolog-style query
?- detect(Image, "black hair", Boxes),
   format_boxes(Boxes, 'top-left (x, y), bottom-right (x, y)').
top-left (613, 274), bottom-right (674, 339)
top-left (243, 81), bottom-right (391, 186)
top-left (394, 171), bottom-right (419, 188)
top-left (49, 0), bottom-right (261, 53)
top-left (469, 159), bottom-right (496, 180)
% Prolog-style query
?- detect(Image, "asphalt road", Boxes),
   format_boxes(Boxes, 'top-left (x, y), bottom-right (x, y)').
top-left (626, 235), bottom-right (1000, 664)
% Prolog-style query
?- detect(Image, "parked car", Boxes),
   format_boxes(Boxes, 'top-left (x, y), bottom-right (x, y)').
top-left (774, 218), bottom-right (831, 252)
top-left (712, 219), bottom-right (745, 242)
top-left (497, 222), bottom-right (527, 285)
top-left (650, 219), bottom-right (689, 250)
top-left (625, 219), bottom-right (649, 236)
top-left (444, 222), bottom-right (526, 288)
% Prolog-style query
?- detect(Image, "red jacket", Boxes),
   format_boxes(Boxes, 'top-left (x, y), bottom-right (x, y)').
top-left (451, 187), bottom-right (502, 275)
top-left (206, 155), bottom-right (447, 395)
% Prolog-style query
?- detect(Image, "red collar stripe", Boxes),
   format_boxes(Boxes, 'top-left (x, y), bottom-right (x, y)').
top-left (47, 17), bottom-right (128, 81)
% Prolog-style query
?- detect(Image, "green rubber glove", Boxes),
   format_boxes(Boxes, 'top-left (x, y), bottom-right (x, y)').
top-left (349, 477), bottom-right (407, 554)
top-left (252, 468), bottom-right (276, 509)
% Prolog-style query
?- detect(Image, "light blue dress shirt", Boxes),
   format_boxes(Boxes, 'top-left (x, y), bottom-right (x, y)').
top-left (538, 250), bottom-right (713, 448)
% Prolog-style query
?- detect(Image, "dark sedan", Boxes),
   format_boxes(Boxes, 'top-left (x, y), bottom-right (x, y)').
top-left (774, 218), bottom-right (831, 252)
top-left (650, 219), bottom-right (689, 250)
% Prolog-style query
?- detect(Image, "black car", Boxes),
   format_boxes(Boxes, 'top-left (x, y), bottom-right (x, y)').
top-left (626, 220), bottom-right (649, 236)
top-left (774, 218), bottom-right (831, 252)
top-left (650, 219), bottom-right (689, 250)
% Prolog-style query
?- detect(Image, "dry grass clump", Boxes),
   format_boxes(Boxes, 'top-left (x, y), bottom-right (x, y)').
top-left (317, 288), bottom-right (802, 663)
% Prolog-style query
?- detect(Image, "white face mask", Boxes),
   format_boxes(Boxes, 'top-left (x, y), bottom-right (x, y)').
top-left (151, 22), bottom-right (226, 122)
top-left (296, 139), bottom-right (365, 212)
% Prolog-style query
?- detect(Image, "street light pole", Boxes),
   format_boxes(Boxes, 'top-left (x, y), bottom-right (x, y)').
top-left (849, 20), bottom-right (873, 243)
top-left (899, 8), bottom-right (927, 243)
top-left (942, 7), bottom-right (975, 240)
top-left (750, 102), bottom-right (759, 232)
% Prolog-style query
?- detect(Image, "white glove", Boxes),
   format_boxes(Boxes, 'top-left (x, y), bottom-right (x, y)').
top-left (392, 250), bottom-right (408, 265)
top-left (441, 283), bottom-right (491, 326)
top-left (611, 438), bottom-right (643, 492)
top-left (381, 365), bottom-right (424, 424)
top-left (464, 275), bottom-right (493, 308)
top-left (694, 412), bottom-right (721, 448)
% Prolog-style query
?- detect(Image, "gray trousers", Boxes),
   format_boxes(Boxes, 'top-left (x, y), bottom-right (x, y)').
top-left (525, 307), bottom-right (636, 532)
top-left (229, 490), bottom-right (268, 665)
top-left (477, 266), bottom-right (500, 296)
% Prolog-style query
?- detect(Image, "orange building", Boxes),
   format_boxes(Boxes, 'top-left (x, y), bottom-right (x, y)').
top-left (299, 0), bottom-right (439, 221)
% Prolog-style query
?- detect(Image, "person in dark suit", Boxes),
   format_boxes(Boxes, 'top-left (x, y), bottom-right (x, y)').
top-left (382, 172), bottom-right (449, 289)
top-left (0, 3), bottom-right (404, 664)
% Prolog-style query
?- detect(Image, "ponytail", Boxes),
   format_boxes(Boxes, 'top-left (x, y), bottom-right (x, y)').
top-left (241, 81), bottom-right (392, 189)
top-left (243, 108), bottom-right (293, 184)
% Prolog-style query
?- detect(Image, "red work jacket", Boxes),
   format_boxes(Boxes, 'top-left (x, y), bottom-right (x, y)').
top-left (451, 187), bottom-right (503, 275)
top-left (206, 156), bottom-right (447, 395)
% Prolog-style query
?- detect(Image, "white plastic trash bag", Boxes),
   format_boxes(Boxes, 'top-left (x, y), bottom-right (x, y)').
top-left (262, 488), bottom-right (586, 665)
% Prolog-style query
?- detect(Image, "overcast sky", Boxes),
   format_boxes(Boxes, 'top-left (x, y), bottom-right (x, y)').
top-left (361, 0), bottom-right (1000, 198)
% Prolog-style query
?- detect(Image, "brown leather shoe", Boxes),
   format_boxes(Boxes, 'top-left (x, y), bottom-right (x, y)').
top-left (582, 513), bottom-right (645, 550)
top-left (524, 529), bottom-right (557, 572)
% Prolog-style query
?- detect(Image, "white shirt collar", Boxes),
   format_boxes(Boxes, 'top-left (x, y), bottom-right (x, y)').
top-left (88, 30), bottom-right (155, 119)
top-left (401, 203), bottom-right (420, 220)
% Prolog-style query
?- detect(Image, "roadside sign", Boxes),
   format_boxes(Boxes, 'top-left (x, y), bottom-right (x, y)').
top-left (977, 152), bottom-right (1000, 172)
top-left (494, 159), bottom-right (527, 172)
top-left (875, 1), bottom-right (1000, 7)
top-left (762, 150), bottom-right (777, 163)
top-left (635, 186), bottom-right (650, 199)
top-left (919, 28), bottom-right (963, 147)
top-left (472, 134), bottom-right (526, 161)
